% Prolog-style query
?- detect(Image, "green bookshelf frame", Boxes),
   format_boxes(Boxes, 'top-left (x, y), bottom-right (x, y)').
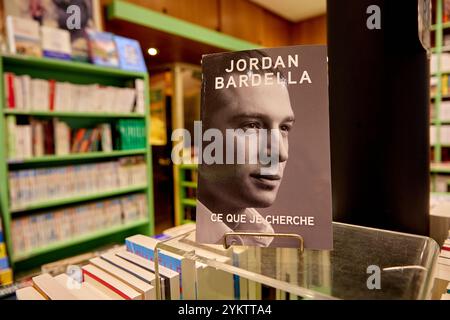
top-left (0, 54), bottom-right (155, 272)
top-left (175, 164), bottom-right (198, 226)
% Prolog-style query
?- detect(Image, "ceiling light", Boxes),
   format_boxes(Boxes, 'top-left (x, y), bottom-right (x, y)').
top-left (147, 48), bottom-right (158, 56)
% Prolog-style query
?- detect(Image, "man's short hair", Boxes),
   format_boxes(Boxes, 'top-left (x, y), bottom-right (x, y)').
top-left (201, 50), bottom-right (288, 128)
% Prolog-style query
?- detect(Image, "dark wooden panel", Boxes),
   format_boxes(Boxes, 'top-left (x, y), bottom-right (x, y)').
top-left (101, 0), bottom-right (219, 30)
top-left (219, 0), bottom-right (264, 45)
top-left (261, 10), bottom-right (291, 47)
top-left (163, 0), bottom-right (220, 30)
top-left (104, 18), bottom-right (224, 67)
top-left (291, 14), bottom-right (327, 45)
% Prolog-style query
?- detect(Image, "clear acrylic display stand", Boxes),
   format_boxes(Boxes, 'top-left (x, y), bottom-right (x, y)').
top-left (153, 222), bottom-right (440, 300)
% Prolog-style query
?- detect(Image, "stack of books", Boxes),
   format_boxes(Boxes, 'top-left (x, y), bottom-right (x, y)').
top-left (4, 72), bottom-right (143, 114)
top-left (14, 229), bottom-right (268, 300)
top-left (11, 193), bottom-right (148, 256)
top-left (0, 217), bottom-right (13, 287)
top-left (436, 232), bottom-right (450, 281)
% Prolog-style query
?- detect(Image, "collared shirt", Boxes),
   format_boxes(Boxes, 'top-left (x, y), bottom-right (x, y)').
top-left (196, 200), bottom-right (274, 247)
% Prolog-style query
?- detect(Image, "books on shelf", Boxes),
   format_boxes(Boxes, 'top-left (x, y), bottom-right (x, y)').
top-left (6, 16), bottom-right (42, 57)
top-left (430, 125), bottom-right (450, 145)
top-left (87, 31), bottom-right (120, 68)
top-left (0, 216), bottom-right (13, 286)
top-left (8, 156), bottom-right (147, 209)
top-left (6, 116), bottom-right (126, 160)
top-left (40, 26), bottom-right (71, 60)
top-left (3, 72), bottom-right (143, 114)
top-left (135, 79), bottom-right (146, 114)
top-left (4, 12), bottom-right (147, 73)
top-left (431, 53), bottom-right (450, 75)
top-left (431, 101), bottom-right (450, 121)
top-left (53, 119), bottom-right (71, 156)
top-left (11, 193), bottom-right (148, 256)
top-left (430, 73), bottom-right (450, 98)
top-left (115, 119), bottom-right (147, 150)
top-left (114, 35), bottom-right (147, 72)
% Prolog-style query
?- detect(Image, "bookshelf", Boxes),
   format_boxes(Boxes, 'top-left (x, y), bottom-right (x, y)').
top-left (0, 54), bottom-right (155, 272)
top-left (174, 164), bottom-right (197, 226)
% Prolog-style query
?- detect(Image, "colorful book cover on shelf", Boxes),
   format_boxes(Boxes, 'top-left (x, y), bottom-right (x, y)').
top-left (195, 45), bottom-right (333, 249)
top-left (0, 268), bottom-right (13, 286)
top-left (114, 35), bottom-right (147, 72)
top-left (41, 26), bottom-right (72, 60)
top-left (0, 257), bottom-right (9, 270)
top-left (71, 128), bottom-right (87, 153)
top-left (87, 31), bottom-right (119, 68)
top-left (6, 15), bottom-right (42, 57)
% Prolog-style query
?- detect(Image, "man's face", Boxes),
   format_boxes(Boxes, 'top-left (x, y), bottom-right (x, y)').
top-left (201, 82), bottom-right (294, 209)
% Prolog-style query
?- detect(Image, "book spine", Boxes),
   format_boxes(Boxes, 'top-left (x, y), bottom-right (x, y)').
top-left (5, 73), bottom-right (15, 109)
top-left (48, 80), bottom-right (56, 111)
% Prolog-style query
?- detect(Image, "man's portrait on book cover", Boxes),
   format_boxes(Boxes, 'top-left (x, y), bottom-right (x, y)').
top-left (196, 46), bottom-right (333, 249)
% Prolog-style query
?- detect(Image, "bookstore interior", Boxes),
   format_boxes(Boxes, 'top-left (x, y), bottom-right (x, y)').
top-left (0, 0), bottom-right (448, 302)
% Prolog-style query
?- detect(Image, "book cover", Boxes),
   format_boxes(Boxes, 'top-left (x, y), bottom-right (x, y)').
top-left (41, 26), bottom-right (71, 60)
top-left (87, 31), bottom-right (119, 68)
top-left (114, 35), bottom-right (147, 72)
top-left (6, 15), bottom-right (41, 57)
top-left (195, 46), bottom-right (333, 249)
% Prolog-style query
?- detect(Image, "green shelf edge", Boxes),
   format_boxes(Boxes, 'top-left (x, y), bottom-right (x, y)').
top-left (431, 119), bottom-right (450, 125)
top-left (181, 198), bottom-right (197, 207)
top-left (12, 219), bottom-right (149, 262)
top-left (7, 149), bottom-right (147, 165)
top-left (431, 164), bottom-right (450, 173)
top-left (10, 184), bottom-right (148, 213)
top-left (178, 163), bottom-right (198, 170)
top-left (431, 21), bottom-right (450, 31)
top-left (431, 144), bottom-right (450, 148)
top-left (431, 95), bottom-right (450, 100)
top-left (3, 109), bottom-right (145, 118)
top-left (181, 181), bottom-right (198, 188)
top-left (1, 54), bottom-right (146, 79)
top-left (107, 0), bottom-right (260, 52)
